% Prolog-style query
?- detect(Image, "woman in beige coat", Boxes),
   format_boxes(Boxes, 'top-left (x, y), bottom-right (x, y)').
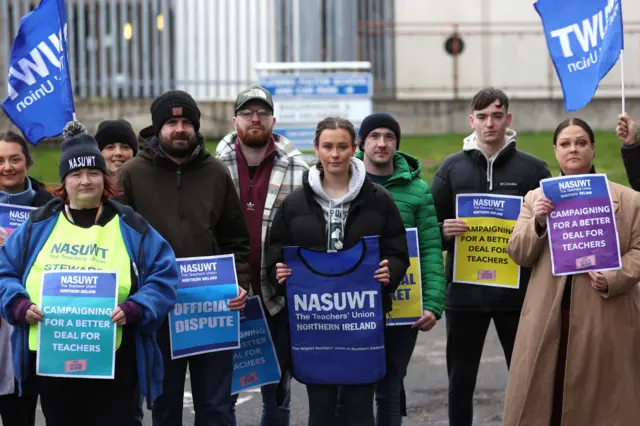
top-left (503, 118), bottom-right (640, 426)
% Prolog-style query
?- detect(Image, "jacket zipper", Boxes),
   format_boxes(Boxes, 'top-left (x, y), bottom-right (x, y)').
top-left (176, 169), bottom-right (187, 253)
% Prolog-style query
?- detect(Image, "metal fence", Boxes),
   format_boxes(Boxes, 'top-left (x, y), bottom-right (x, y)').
top-left (0, 0), bottom-right (388, 101)
top-left (4, 1), bottom-right (634, 102)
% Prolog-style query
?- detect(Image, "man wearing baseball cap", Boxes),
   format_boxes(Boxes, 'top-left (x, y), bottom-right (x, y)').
top-left (355, 112), bottom-right (445, 425)
top-left (217, 85), bottom-right (309, 425)
top-left (118, 90), bottom-right (251, 425)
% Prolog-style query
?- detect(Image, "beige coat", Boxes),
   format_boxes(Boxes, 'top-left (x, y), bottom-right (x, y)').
top-left (503, 182), bottom-right (640, 426)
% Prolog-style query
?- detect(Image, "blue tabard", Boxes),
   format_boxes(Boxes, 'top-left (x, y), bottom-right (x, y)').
top-left (284, 236), bottom-right (386, 385)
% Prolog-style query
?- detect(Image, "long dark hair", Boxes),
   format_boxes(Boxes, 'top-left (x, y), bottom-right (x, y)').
top-left (313, 117), bottom-right (357, 176)
top-left (553, 118), bottom-right (595, 145)
top-left (0, 131), bottom-right (34, 167)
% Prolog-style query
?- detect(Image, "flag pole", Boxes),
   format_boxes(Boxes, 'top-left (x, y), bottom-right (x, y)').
top-left (620, 49), bottom-right (626, 114)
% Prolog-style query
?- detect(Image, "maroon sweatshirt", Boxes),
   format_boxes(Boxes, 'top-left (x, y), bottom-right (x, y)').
top-left (235, 139), bottom-right (276, 296)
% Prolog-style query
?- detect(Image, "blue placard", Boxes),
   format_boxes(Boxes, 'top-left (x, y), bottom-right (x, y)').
top-left (36, 271), bottom-right (118, 379)
top-left (0, 203), bottom-right (36, 242)
top-left (540, 174), bottom-right (621, 275)
top-left (169, 255), bottom-right (240, 359)
top-left (231, 296), bottom-right (281, 394)
top-left (259, 74), bottom-right (372, 98)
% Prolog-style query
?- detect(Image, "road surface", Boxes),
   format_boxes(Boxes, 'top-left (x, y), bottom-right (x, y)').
top-left (32, 319), bottom-right (508, 425)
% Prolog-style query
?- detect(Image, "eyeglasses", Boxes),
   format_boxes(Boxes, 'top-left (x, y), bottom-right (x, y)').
top-left (236, 109), bottom-right (273, 120)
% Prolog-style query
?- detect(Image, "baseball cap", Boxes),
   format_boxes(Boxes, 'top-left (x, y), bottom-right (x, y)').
top-left (234, 85), bottom-right (274, 113)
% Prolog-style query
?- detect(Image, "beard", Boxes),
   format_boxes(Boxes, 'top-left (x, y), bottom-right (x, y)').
top-left (237, 125), bottom-right (273, 148)
top-left (159, 132), bottom-right (199, 158)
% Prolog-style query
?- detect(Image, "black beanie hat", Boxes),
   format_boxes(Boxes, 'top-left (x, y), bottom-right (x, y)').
top-left (95, 119), bottom-right (139, 155)
top-left (59, 121), bottom-right (108, 181)
top-left (150, 90), bottom-right (201, 135)
top-left (358, 113), bottom-right (401, 151)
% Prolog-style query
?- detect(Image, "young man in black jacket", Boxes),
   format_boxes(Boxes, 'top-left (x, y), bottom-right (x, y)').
top-left (430, 87), bottom-right (551, 426)
top-left (616, 113), bottom-right (640, 191)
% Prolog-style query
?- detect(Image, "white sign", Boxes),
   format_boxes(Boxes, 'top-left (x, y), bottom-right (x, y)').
top-left (258, 72), bottom-right (373, 149)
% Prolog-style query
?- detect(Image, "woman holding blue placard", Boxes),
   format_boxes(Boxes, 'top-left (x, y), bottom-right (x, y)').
top-left (266, 116), bottom-right (410, 426)
top-left (0, 131), bottom-right (52, 426)
top-left (503, 118), bottom-right (640, 426)
top-left (0, 121), bottom-right (178, 426)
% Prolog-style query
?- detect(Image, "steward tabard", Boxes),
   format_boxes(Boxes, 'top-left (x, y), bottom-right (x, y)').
top-left (284, 236), bottom-right (385, 385)
top-left (25, 211), bottom-right (132, 351)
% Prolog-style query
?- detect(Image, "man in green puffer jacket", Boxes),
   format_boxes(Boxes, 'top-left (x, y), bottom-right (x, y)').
top-left (356, 113), bottom-right (445, 425)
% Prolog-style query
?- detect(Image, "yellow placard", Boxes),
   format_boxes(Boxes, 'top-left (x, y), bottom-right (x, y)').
top-left (387, 228), bottom-right (423, 325)
top-left (453, 194), bottom-right (522, 288)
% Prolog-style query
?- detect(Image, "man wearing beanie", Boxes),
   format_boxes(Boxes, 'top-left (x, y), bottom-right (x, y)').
top-left (95, 119), bottom-right (138, 177)
top-left (430, 88), bottom-right (551, 426)
top-left (354, 112), bottom-right (445, 425)
top-left (117, 90), bottom-right (251, 426)
top-left (216, 85), bottom-right (309, 425)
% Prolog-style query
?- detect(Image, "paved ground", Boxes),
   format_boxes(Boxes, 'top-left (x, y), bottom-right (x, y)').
top-left (33, 319), bottom-right (508, 425)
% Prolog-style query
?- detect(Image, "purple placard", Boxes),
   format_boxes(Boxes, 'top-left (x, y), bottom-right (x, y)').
top-left (540, 174), bottom-right (622, 276)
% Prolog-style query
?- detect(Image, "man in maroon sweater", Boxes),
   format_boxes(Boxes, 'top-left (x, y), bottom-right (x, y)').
top-left (216, 85), bottom-right (309, 425)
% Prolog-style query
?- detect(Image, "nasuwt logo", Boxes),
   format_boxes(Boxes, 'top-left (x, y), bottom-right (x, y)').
top-left (50, 242), bottom-right (108, 260)
top-left (68, 156), bottom-right (96, 170)
top-left (6, 24), bottom-right (68, 112)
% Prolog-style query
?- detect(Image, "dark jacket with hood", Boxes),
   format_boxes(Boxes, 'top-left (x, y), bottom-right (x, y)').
top-left (621, 141), bottom-right (640, 192)
top-left (266, 158), bottom-right (410, 314)
top-left (26, 177), bottom-right (53, 207)
top-left (430, 129), bottom-right (551, 312)
top-left (118, 126), bottom-right (251, 291)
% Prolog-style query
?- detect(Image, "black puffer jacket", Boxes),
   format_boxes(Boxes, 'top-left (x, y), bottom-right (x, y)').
top-left (266, 172), bottom-right (410, 314)
top-left (431, 131), bottom-right (551, 312)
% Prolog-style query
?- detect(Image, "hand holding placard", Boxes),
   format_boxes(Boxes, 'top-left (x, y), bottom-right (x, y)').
top-left (533, 197), bottom-right (554, 228)
top-left (442, 219), bottom-right (469, 240)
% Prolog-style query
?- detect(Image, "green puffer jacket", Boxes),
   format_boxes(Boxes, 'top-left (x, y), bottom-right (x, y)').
top-left (356, 151), bottom-right (446, 318)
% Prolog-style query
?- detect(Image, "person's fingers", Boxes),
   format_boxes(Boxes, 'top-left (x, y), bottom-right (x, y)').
top-left (26, 305), bottom-right (43, 322)
top-left (111, 309), bottom-right (125, 324)
top-left (411, 316), bottom-right (428, 329)
top-left (422, 320), bottom-right (436, 331)
top-left (26, 311), bottom-right (40, 323)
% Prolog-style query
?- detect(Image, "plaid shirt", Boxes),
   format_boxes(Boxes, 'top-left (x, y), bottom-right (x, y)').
top-left (216, 132), bottom-right (309, 315)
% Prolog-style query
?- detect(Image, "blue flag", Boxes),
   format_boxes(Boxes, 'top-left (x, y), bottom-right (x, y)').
top-left (535, 0), bottom-right (624, 112)
top-left (1, 0), bottom-right (75, 145)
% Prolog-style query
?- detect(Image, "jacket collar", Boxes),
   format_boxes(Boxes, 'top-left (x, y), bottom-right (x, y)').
top-left (31, 198), bottom-right (150, 234)
top-left (302, 170), bottom-right (375, 212)
top-left (463, 128), bottom-right (517, 165)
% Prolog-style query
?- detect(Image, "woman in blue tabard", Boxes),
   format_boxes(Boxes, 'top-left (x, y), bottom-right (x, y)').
top-left (266, 117), bottom-right (410, 426)
top-left (0, 131), bottom-right (52, 426)
top-left (0, 121), bottom-right (178, 426)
